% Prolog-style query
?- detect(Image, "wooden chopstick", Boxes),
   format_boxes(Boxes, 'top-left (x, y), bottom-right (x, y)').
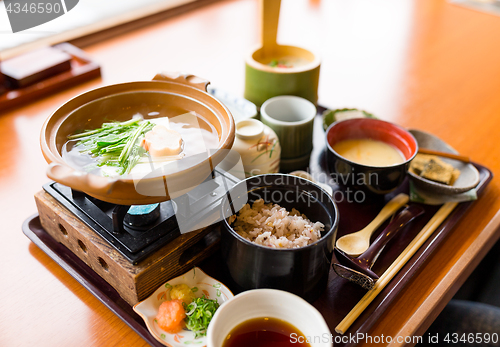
top-left (418, 148), bottom-right (470, 163)
top-left (335, 202), bottom-right (458, 335)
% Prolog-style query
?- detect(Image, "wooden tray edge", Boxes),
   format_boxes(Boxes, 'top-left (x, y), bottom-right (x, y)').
top-left (22, 214), bottom-right (162, 347)
top-left (337, 163), bottom-right (493, 345)
top-left (22, 162), bottom-right (493, 347)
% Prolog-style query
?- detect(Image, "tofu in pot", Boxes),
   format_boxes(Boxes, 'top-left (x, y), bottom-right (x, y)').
top-left (141, 125), bottom-right (182, 157)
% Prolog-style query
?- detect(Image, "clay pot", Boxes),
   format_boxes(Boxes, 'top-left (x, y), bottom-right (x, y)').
top-left (41, 73), bottom-right (235, 205)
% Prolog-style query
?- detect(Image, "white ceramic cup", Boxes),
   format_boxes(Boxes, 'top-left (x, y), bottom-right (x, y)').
top-left (231, 119), bottom-right (281, 177)
top-left (260, 95), bottom-right (317, 172)
top-left (207, 289), bottom-right (333, 347)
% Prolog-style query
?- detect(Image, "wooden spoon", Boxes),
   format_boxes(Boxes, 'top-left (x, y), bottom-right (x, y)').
top-left (335, 193), bottom-right (409, 256)
top-left (260, 0), bottom-right (281, 57)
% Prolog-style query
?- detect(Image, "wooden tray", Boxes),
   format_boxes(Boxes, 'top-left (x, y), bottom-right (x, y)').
top-left (23, 114), bottom-right (493, 346)
top-left (0, 43), bottom-right (101, 112)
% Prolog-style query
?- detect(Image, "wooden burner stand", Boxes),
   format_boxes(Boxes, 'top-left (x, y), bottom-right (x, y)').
top-left (35, 190), bottom-right (220, 306)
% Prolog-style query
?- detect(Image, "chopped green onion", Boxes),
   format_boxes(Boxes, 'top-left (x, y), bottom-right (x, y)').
top-left (68, 117), bottom-right (154, 175)
top-left (183, 295), bottom-right (220, 338)
top-left (118, 121), bottom-right (151, 164)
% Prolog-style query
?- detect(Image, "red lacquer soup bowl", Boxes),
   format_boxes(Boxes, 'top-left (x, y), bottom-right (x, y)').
top-left (325, 118), bottom-right (418, 195)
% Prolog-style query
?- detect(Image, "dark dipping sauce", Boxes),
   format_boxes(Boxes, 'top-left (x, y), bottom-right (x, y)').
top-left (222, 317), bottom-right (311, 347)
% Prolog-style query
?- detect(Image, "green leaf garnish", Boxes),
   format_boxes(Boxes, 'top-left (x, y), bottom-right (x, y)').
top-left (68, 117), bottom-right (154, 176)
top-left (322, 108), bottom-right (377, 131)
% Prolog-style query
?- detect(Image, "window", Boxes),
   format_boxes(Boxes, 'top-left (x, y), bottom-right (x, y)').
top-left (0, 0), bottom-right (197, 57)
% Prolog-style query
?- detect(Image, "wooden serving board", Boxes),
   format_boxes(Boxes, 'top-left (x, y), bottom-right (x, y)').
top-left (23, 215), bottom-right (165, 347)
top-left (0, 43), bottom-right (101, 113)
top-left (35, 190), bottom-right (220, 306)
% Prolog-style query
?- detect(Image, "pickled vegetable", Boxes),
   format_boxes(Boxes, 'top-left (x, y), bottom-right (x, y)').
top-left (156, 299), bottom-right (186, 333)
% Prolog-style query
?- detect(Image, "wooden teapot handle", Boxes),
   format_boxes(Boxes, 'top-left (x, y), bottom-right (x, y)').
top-left (153, 72), bottom-right (210, 92)
top-left (46, 162), bottom-right (117, 195)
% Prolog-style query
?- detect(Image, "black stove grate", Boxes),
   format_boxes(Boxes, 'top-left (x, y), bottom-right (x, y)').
top-left (43, 167), bottom-right (240, 264)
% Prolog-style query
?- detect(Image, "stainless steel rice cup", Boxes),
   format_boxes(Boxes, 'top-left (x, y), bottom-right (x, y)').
top-left (221, 174), bottom-right (339, 302)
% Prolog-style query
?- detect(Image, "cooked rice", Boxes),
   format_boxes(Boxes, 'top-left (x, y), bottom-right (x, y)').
top-left (229, 198), bottom-right (324, 248)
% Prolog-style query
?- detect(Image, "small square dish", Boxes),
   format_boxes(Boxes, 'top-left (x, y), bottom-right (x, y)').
top-left (207, 85), bottom-right (258, 122)
top-left (408, 129), bottom-right (480, 195)
top-left (133, 267), bottom-right (234, 347)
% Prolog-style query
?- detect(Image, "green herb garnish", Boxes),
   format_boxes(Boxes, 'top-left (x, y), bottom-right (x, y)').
top-left (269, 59), bottom-right (279, 67)
top-left (183, 295), bottom-right (220, 338)
top-left (68, 117), bottom-right (154, 175)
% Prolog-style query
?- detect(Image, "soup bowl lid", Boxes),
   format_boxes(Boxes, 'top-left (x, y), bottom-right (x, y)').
top-left (40, 73), bottom-right (235, 205)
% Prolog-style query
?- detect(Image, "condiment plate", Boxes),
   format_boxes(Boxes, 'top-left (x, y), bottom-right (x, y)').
top-left (408, 129), bottom-right (480, 194)
top-left (207, 85), bottom-right (258, 122)
top-left (133, 267), bottom-right (233, 347)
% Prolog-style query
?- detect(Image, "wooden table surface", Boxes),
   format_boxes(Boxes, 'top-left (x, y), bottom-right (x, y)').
top-left (2, 0), bottom-right (500, 346)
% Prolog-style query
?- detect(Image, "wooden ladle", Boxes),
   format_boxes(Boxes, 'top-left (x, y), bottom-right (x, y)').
top-left (335, 193), bottom-right (409, 256)
top-left (244, 0), bottom-right (321, 106)
top-left (260, 0), bottom-right (281, 58)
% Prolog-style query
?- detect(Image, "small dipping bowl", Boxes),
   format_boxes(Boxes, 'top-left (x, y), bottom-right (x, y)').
top-left (325, 118), bottom-right (418, 195)
top-left (221, 174), bottom-right (338, 303)
top-left (207, 289), bottom-right (332, 347)
top-left (408, 129), bottom-right (480, 194)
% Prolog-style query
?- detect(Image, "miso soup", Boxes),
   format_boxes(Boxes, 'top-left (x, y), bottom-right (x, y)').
top-left (332, 138), bottom-right (405, 167)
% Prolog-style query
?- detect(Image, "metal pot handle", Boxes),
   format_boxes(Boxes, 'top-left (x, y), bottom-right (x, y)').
top-left (46, 162), bottom-right (118, 195)
top-left (153, 72), bottom-right (210, 92)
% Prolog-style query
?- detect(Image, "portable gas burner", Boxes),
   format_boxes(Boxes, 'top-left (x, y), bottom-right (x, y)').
top-left (35, 166), bottom-right (240, 305)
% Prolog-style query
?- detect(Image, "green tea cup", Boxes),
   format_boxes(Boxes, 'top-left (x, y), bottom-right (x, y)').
top-left (260, 95), bottom-right (316, 172)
